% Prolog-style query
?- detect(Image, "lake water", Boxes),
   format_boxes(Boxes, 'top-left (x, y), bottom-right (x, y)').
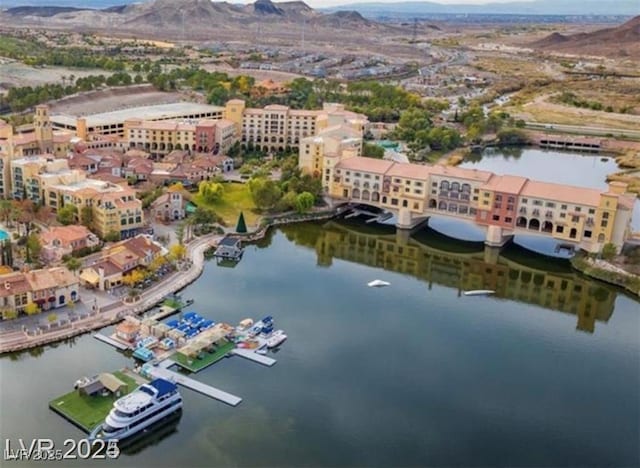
top-left (1, 148), bottom-right (639, 467)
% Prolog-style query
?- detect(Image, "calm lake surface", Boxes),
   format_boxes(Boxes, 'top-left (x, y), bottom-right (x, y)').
top-left (1, 148), bottom-right (639, 467)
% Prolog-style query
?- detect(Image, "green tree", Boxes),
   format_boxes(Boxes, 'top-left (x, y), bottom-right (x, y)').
top-left (64, 257), bottom-right (82, 274)
top-left (295, 192), bottom-right (315, 213)
top-left (2, 308), bottom-right (17, 320)
top-left (24, 302), bottom-right (39, 316)
top-left (248, 178), bottom-right (282, 211)
top-left (26, 234), bottom-right (41, 263)
top-left (198, 181), bottom-right (224, 204)
top-left (363, 143), bottom-right (385, 159)
top-left (601, 243), bottom-right (617, 261)
top-left (103, 231), bottom-right (120, 242)
top-left (57, 204), bottom-right (78, 225)
top-left (80, 206), bottom-right (94, 229)
top-left (236, 212), bottom-right (247, 233)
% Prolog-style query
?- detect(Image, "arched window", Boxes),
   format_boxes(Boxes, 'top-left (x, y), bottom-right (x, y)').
top-left (528, 218), bottom-right (540, 230)
top-left (440, 180), bottom-right (450, 191)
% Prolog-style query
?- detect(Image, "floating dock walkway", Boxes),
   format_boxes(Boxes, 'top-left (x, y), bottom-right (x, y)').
top-left (231, 348), bottom-right (277, 367)
top-left (147, 366), bottom-right (242, 407)
top-left (93, 333), bottom-right (129, 350)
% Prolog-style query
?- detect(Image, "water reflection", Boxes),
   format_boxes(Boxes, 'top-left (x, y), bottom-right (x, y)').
top-left (118, 410), bottom-right (182, 456)
top-left (281, 219), bottom-right (615, 333)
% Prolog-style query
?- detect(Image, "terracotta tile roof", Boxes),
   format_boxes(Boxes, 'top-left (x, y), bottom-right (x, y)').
top-left (0, 272), bottom-right (31, 297)
top-left (25, 269), bottom-right (58, 291)
top-left (481, 175), bottom-right (528, 194)
top-left (40, 226), bottom-right (92, 247)
top-left (428, 165), bottom-right (494, 183)
top-left (335, 156), bottom-right (395, 174)
top-left (48, 267), bottom-right (78, 287)
top-left (385, 163), bottom-right (432, 180)
top-left (118, 235), bottom-right (162, 258)
top-left (520, 180), bottom-right (602, 206)
top-left (87, 259), bottom-right (122, 277)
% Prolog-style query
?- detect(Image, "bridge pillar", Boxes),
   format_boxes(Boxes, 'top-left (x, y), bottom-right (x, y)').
top-left (483, 245), bottom-right (501, 265)
top-left (484, 225), bottom-right (513, 248)
top-left (395, 228), bottom-right (410, 245)
top-left (396, 208), bottom-right (414, 230)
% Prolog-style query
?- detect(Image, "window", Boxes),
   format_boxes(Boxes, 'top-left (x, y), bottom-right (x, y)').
top-left (533, 200), bottom-right (542, 206)
top-left (584, 230), bottom-right (592, 238)
top-left (560, 213), bottom-right (566, 218)
top-left (561, 204), bottom-right (567, 210)
top-left (494, 203), bottom-right (502, 209)
top-left (432, 182), bottom-right (437, 187)
top-left (601, 220), bottom-right (608, 228)
top-left (406, 180), bottom-right (411, 185)
top-left (483, 200), bottom-right (489, 206)
top-left (572, 215), bottom-right (579, 223)
top-left (473, 196), bottom-right (478, 201)
top-left (521, 198), bottom-right (528, 204)
top-left (575, 207), bottom-right (581, 212)
top-left (391, 198), bottom-right (398, 206)
top-left (492, 215), bottom-right (500, 221)
top-left (588, 208), bottom-right (595, 214)
top-left (602, 212), bottom-right (609, 219)
top-left (507, 204), bottom-right (514, 212)
top-left (413, 202), bottom-right (419, 210)
top-left (505, 217), bottom-right (512, 223)
top-left (556, 226), bottom-right (564, 233)
top-left (546, 202), bottom-right (556, 208)
top-left (495, 194), bottom-right (503, 201)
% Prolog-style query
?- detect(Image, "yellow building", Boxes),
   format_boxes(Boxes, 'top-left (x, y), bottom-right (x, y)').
top-left (223, 100), bottom-right (368, 153)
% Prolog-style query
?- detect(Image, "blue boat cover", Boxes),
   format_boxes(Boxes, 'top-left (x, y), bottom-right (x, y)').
top-left (183, 312), bottom-right (197, 320)
top-left (149, 378), bottom-right (177, 397)
top-left (166, 319), bottom-right (180, 328)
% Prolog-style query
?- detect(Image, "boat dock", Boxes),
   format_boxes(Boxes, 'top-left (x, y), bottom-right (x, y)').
top-left (231, 348), bottom-right (277, 367)
top-left (94, 333), bottom-right (129, 351)
top-left (147, 366), bottom-right (242, 407)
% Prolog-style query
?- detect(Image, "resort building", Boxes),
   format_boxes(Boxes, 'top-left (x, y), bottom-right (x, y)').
top-left (312, 152), bottom-right (635, 253)
top-left (224, 100), bottom-right (368, 153)
top-left (124, 118), bottom-right (236, 156)
top-left (0, 266), bottom-right (79, 315)
top-left (0, 105), bottom-right (73, 158)
top-left (39, 226), bottom-right (101, 263)
top-left (50, 103), bottom-right (225, 139)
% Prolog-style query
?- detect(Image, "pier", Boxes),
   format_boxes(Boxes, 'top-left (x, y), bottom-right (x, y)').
top-left (146, 366), bottom-right (242, 406)
top-left (94, 333), bottom-right (129, 350)
top-left (231, 348), bottom-right (277, 367)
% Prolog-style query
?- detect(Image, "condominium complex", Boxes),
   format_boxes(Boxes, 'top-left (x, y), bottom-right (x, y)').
top-left (9, 155), bottom-right (143, 239)
top-left (303, 151), bottom-right (635, 253)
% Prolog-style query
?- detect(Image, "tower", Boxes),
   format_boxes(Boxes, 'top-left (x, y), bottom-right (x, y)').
top-left (34, 105), bottom-right (53, 154)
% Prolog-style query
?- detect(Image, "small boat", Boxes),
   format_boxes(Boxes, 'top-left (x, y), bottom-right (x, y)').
top-left (266, 330), bottom-right (287, 348)
top-left (367, 280), bottom-right (390, 288)
top-left (463, 290), bottom-right (495, 296)
top-left (255, 348), bottom-right (268, 355)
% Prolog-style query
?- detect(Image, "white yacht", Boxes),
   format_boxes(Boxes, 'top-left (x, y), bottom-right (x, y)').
top-left (267, 330), bottom-right (287, 348)
top-left (90, 378), bottom-right (182, 441)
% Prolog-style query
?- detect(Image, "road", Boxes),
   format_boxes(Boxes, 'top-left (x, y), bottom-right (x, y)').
top-left (525, 122), bottom-right (640, 140)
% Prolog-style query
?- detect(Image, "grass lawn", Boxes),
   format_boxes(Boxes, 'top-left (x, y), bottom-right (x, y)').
top-left (193, 183), bottom-right (260, 227)
top-left (172, 341), bottom-right (236, 373)
top-left (49, 370), bottom-right (138, 433)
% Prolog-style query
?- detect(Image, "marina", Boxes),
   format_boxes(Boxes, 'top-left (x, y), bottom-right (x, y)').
top-left (50, 307), bottom-right (287, 434)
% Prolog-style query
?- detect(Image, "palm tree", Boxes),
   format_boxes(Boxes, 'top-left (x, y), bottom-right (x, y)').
top-left (64, 257), bottom-right (82, 276)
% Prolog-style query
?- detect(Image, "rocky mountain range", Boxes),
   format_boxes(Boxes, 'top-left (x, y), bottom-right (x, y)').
top-left (530, 16), bottom-right (640, 59)
top-left (1, 0), bottom-right (380, 39)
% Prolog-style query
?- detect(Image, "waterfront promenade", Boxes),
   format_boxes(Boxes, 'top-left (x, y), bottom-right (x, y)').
top-left (0, 234), bottom-right (222, 354)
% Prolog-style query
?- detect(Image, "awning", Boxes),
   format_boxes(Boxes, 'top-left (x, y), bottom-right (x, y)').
top-left (80, 269), bottom-right (100, 285)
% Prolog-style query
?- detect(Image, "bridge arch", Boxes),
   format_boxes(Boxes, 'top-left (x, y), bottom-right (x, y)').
top-left (528, 218), bottom-right (540, 230)
top-left (542, 221), bottom-right (553, 233)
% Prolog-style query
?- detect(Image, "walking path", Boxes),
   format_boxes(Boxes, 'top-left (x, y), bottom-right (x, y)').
top-left (0, 233), bottom-right (222, 354)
